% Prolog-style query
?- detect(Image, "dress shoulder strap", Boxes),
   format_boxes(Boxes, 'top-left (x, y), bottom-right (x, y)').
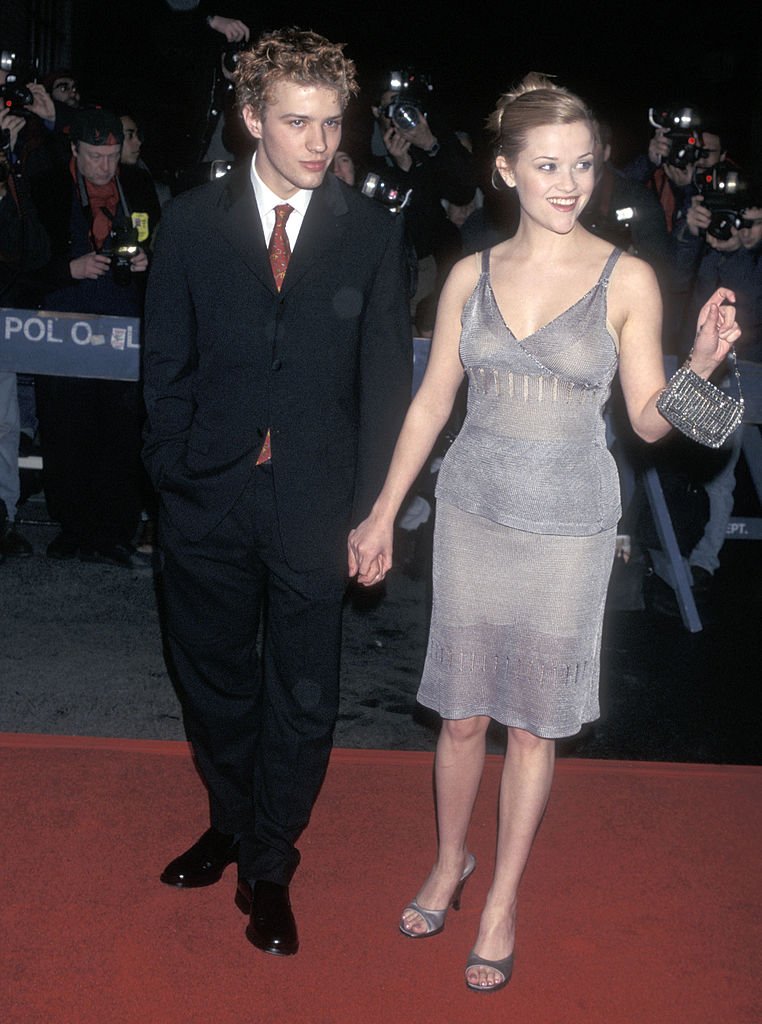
top-left (479, 248), bottom-right (491, 276)
top-left (599, 247), bottom-right (624, 288)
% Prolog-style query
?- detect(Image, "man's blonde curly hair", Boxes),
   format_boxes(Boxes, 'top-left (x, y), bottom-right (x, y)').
top-left (234, 27), bottom-right (358, 116)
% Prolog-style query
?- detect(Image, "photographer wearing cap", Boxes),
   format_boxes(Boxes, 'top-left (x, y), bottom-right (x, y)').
top-left (30, 108), bottom-right (152, 569)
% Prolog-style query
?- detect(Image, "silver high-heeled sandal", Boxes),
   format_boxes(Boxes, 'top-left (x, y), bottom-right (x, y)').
top-left (399, 853), bottom-right (477, 938)
top-left (464, 950), bottom-right (514, 993)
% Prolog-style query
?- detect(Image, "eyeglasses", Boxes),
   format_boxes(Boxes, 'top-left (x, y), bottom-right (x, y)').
top-left (53, 81), bottom-right (77, 93)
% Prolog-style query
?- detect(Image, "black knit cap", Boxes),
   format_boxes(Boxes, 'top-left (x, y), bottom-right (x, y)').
top-left (70, 108), bottom-right (124, 146)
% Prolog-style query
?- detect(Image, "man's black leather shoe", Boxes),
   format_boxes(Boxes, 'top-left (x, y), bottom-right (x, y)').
top-left (238, 879), bottom-right (299, 956)
top-left (160, 828), bottom-right (239, 887)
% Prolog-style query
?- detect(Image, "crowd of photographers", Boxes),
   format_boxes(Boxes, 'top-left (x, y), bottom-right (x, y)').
top-left (1, 39), bottom-right (759, 612)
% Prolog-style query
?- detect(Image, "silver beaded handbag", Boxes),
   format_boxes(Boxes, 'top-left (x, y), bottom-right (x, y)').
top-left (656, 349), bottom-right (744, 448)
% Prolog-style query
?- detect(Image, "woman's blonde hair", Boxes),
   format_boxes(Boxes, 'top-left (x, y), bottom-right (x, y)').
top-left (487, 72), bottom-right (596, 164)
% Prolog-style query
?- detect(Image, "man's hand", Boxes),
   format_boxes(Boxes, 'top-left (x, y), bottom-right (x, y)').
top-left (648, 127), bottom-right (671, 166)
top-left (24, 83), bottom-right (55, 122)
top-left (0, 107), bottom-right (26, 153)
top-left (70, 253), bottom-right (111, 280)
top-left (664, 162), bottom-right (694, 188)
top-left (207, 15), bottom-right (249, 42)
top-left (685, 194), bottom-right (711, 237)
top-left (383, 126), bottom-right (413, 171)
top-left (131, 248), bottom-right (148, 273)
top-left (395, 117), bottom-right (437, 154)
top-left (706, 230), bottom-right (742, 253)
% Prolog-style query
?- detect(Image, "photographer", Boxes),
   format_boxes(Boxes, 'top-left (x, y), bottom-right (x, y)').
top-left (625, 106), bottom-right (727, 233)
top-left (581, 120), bottom-right (672, 279)
top-left (650, 176), bottom-right (762, 607)
top-left (0, 104), bottom-right (50, 560)
top-left (30, 109), bottom-right (150, 569)
top-left (365, 71), bottom-right (476, 334)
top-left (0, 53), bottom-right (65, 181)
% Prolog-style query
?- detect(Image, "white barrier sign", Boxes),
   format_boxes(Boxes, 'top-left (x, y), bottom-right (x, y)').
top-left (0, 308), bottom-right (141, 380)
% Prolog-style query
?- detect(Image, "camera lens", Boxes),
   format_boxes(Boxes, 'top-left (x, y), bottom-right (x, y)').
top-left (392, 103), bottom-right (420, 131)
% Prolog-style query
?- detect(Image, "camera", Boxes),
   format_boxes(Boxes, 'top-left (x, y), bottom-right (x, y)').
top-left (101, 215), bottom-right (139, 286)
top-left (382, 98), bottom-right (425, 132)
top-left (1, 75), bottom-right (33, 116)
top-left (695, 164), bottom-right (748, 240)
top-left (381, 68), bottom-right (433, 132)
top-left (1, 51), bottom-right (35, 115)
top-left (648, 106), bottom-right (706, 169)
top-left (222, 39), bottom-right (247, 75)
top-left (360, 172), bottom-right (412, 214)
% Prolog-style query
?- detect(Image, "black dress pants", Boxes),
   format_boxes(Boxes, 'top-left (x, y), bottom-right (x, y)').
top-left (159, 465), bottom-right (347, 886)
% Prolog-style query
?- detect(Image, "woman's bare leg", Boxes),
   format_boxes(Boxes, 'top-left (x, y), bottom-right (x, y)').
top-left (465, 725), bottom-right (555, 987)
top-left (401, 714), bottom-right (490, 934)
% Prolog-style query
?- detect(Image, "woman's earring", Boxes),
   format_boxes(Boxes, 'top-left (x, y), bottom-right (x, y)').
top-left (491, 167), bottom-right (508, 191)
top-left (491, 166), bottom-right (514, 191)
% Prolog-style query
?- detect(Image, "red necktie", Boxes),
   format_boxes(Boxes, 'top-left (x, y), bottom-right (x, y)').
top-left (268, 203), bottom-right (293, 291)
top-left (257, 204), bottom-right (293, 465)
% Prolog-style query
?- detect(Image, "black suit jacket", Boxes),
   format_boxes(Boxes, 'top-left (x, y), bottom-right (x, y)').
top-left (142, 167), bottom-right (412, 571)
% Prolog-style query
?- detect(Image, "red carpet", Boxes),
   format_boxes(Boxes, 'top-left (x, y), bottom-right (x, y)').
top-left (1, 734), bottom-right (759, 1024)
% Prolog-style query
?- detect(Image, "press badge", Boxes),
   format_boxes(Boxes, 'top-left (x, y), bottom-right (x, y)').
top-left (131, 212), bottom-right (149, 243)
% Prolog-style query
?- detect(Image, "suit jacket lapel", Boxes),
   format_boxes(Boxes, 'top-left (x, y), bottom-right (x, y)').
top-left (216, 168), bottom-right (277, 294)
top-left (214, 169), bottom-right (350, 297)
top-left (279, 175), bottom-right (349, 297)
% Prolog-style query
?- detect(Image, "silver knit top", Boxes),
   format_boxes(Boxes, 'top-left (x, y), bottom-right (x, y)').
top-left (436, 247), bottom-right (623, 536)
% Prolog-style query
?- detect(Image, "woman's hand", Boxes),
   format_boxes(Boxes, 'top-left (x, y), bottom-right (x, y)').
top-left (347, 513), bottom-right (394, 587)
top-left (691, 287), bottom-right (742, 376)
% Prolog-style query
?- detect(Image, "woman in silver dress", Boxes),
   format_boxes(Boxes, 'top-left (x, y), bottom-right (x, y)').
top-left (348, 73), bottom-right (740, 993)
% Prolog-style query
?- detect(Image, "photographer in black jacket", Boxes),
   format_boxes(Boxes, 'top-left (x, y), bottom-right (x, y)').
top-left (364, 71), bottom-right (476, 335)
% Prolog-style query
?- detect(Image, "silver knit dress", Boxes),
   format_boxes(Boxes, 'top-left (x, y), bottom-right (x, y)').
top-left (417, 247), bottom-right (623, 738)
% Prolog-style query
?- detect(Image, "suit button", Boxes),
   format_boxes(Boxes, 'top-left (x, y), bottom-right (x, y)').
top-left (271, 359), bottom-right (282, 371)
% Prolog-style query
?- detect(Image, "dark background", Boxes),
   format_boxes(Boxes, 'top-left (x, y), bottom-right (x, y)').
top-left (67, 0), bottom-right (761, 183)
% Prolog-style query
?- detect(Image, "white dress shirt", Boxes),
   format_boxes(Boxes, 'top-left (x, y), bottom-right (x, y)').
top-left (249, 155), bottom-right (313, 252)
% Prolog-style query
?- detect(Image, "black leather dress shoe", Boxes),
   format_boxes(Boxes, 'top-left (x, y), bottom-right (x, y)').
top-left (160, 828), bottom-right (239, 887)
top-left (238, 879), bottom-right (299, 956)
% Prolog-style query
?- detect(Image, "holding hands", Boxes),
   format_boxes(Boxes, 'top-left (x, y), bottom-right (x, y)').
top-left (347, 511), bottom-right (394, 586)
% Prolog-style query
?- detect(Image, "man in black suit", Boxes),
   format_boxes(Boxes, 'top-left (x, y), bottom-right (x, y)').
top-left (142, 28), bottom-right (411, 957)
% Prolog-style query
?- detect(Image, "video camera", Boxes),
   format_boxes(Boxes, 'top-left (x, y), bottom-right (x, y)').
top-left (1, 51), bottom-right (34, 116)
top-left (380, 68), bottom-right (433, 132)
top-left (648, 106), bottom-right (706, 169)
top-left (695, 163), bottom-right (748, 240)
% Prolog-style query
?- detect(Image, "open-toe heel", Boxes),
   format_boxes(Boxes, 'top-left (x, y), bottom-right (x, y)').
top-left (464, 949), bottom-right (514, 993)
top-left (399, 852), bottom-right (476, 938)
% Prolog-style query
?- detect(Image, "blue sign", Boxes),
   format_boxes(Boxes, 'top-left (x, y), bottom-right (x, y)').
top-left (0, 308), bottom-right (141, 381)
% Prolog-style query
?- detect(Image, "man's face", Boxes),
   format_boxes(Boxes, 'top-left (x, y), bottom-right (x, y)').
top-left (120, 116), bottom-right (142, 166)
top-left (73, 141), bottom-right (121, 185)
top-left (242, 80), bottom-right (343, 199)
top-left (696, 131), bottom-right (725, 171)
top-left (738, 207), bottom-right (762, 250)
top-left (373, 89), bottom-right (398, 130)
top-left (51, 76), bottom-right (80, 108)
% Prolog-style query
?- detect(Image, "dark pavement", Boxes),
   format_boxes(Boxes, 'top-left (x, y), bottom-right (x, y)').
top-left (2, 492), bottom-right (760, 765)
